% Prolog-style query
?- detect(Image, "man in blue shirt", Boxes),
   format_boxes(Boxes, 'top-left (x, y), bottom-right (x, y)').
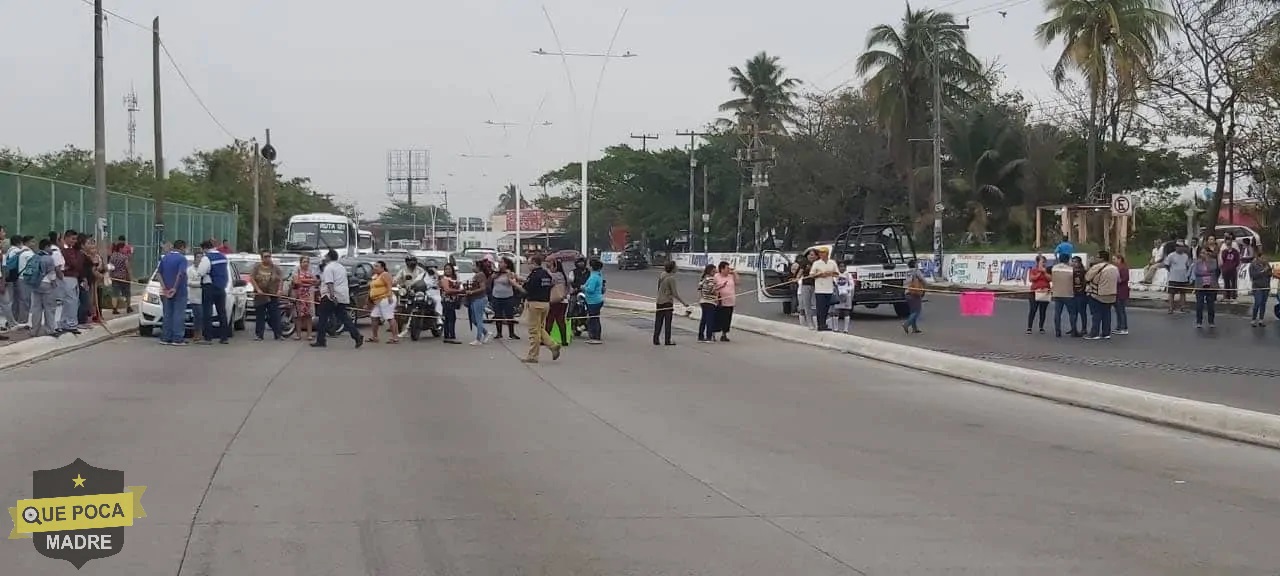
top-left (582, 259), bottom-right (605, 344)
top-left (195, 240), bottom-right (231, 344)
top-left (157, 240), bottom-right (189, 345)
top-left (1054, 235), bottom-right (1074, 263)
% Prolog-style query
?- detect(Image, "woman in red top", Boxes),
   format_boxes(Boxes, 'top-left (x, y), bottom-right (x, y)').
top-left (1027, 254), bottom-right (1051, 334)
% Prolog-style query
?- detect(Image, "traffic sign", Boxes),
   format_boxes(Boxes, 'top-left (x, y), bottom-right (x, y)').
top-left (1110, 193), bottom-right (1134, 216)
top-left (934, 202), bottom-right (945, 213)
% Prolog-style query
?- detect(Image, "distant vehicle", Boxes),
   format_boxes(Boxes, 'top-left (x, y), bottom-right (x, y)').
top-left (461, 247), bottom-right (498, 263)
top-left (616, 249), bottom-right (648, 271)
top-left (284, 213), bottom-right (358, 258)
top-left (757, 223), bottom-right (918, 318)
top-left (357, 230), bottom-right (374, 255)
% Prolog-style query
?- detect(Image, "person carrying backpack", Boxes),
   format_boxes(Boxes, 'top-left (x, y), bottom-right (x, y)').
top-left (0, 237), bottom-right (24, 332)
top-left (7, 236), bottom-right (33, 329)
top-left (24, 239), bottom-right (61, 337)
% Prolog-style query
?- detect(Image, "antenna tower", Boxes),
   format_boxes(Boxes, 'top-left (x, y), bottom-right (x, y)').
top-left (123, 87), bottom-right (140, 160)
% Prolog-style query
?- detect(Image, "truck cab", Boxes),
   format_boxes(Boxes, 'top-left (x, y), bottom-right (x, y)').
top-left (757, 223), bottom-right (917, 318)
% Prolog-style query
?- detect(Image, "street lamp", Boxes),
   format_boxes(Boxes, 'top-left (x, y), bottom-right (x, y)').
top-left (531, 7), bottom-right (636, 256)
top-left (459, 153), bottom-right (511, 159)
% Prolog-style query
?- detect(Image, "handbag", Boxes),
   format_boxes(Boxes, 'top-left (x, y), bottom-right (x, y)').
top-left (906, 275), bottom-right (926, 297)
top-left (551, 272), bottom-right (568, 302)
top-left (1034, 289), bottom-right (1051, 302)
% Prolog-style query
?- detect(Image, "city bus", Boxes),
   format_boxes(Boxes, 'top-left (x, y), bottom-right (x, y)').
top-left (357, 229), bottom-right (374, 255)
top-left (284, 213), bottom-right (358, 258)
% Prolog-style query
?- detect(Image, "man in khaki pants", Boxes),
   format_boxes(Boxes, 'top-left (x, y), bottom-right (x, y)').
top-left (519, 254), bottom-right (563, 364)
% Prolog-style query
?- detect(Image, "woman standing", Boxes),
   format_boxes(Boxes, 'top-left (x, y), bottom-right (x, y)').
top-left (366, 261), bottom-right (398, 343)
top-left (713, 261), bottom-right (739, 342)
top-left (545, 259), bottom-right (571, 345)
top-left (1070, 256), bottom-right (1088, 335)
top-left (439, 262), bottom-right (463, 343)
top-left (795, 249), bottom-right (817, 329)
top-left (107, 241), bottom-right (132, 315)
top-left (82, 237), bottom-right (106, 324)
top-left (1193, 247), bottom-right (1220, 329)
top-left (1248, 252), bottom-right (1272, 327)
top-left (466, 260), bottom-right (492, 345)
top-left (490, 257), bottom-right (520, 339)
top-left (1113, 254), bottom-right (1130, 335)
top-left (696, 264), bottom-right (720, 342)
top-left (1026, 255), bottom-right (1050, 334)
top-left (292, 255), bottom-right (317, 341)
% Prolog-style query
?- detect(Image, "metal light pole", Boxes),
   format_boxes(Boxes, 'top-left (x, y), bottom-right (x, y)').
top-left (531, 8), bottom-right (637, 255)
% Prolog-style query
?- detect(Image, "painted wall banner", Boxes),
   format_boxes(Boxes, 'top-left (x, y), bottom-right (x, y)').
top-left (8, 458), bottom-right (147, 569)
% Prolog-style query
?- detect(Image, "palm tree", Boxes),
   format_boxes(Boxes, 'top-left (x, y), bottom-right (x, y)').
top-left (856, 5), bottom-right (986, 230)
top-left (718, 52), bottom-right (802, 136)
top-left (1035, 0), bottom-right (1173, 196)
top-left (493, 183), bottom-right (530, 215)
top-left (943, 107), bottom-right (1025, 239)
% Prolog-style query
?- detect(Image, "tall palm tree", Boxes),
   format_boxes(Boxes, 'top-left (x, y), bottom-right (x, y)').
top-left (1035, 0), bottom-right (1173, 196)
top-left (856, 5), bottom-right (986, 229)
top-left (718, 52), bottom-right (802, 136)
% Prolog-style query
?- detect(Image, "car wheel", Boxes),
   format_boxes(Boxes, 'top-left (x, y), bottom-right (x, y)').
top-left (139, 325), bottom-right (154, 337)
top-left (233, 314), bottom-right (245, 331)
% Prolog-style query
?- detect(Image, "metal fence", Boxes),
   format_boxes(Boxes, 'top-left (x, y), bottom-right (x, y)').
top-left (0, 170), bottom-right (238, 278)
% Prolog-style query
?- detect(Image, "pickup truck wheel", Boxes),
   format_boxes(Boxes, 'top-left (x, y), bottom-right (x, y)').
top-left (139, 325), bottom-right (154, 337)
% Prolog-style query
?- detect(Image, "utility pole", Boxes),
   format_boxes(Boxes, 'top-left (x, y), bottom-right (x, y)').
top-left (735, 128), bottom-right (776, 253)
top-left (702, 162), bottom-right (709, 258)
top-left (263, 129), bottom-right (276, 249)
top-left (629, 133), bottom-right (658, 152)
top-left (151, 16), bottom-right (166, 251)
top-left (930, 21), bottom-right (969, 279)
top-left (251, 139), bottom-right (260, 252)
top-left (93, 0), bottom-right (108, 247)
top-left (677, 130), bottom-right (711, 252)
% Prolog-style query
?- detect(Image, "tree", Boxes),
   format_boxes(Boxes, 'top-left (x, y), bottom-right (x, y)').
top-left (1035, 0), bottom-right (1174, 197)
top-left (376, 198), bottom-right (451, 227)
top-left (492, 183), bottom-right (531, 215)
top-left (942, 103), bottom-right (1025, 239)
top-left (1147, 0), bottom-right (1261, 237)
top-left (718, 52), bottom-right (802, 135)
top-left (857, 5), bottom-right (986, 230)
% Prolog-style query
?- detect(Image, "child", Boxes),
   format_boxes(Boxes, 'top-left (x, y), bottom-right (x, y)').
top-left (832, 268), bottom-right (854, 333)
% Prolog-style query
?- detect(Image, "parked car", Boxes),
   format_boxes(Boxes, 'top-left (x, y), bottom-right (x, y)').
top-left (617, 249), bottom-right (648, 270)
top-left (138, 256), bottom-right (249, 337)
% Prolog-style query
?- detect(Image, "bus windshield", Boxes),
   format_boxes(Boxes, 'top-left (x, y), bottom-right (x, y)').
top-left (357, 233), bottom-right (373, 251)
top-left (286, 222), bottom-right (349, 251)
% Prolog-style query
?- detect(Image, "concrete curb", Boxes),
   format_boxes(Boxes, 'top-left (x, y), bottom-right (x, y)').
top-left (604, 299), bottom-right (1280, 450)
top-left (0, 315), bottom-right (140, 372)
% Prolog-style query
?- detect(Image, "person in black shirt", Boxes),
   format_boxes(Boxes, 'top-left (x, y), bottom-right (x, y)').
top-left (514, 254), bottom-right (561, 363)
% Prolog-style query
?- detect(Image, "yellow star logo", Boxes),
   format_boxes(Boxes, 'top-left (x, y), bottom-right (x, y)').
top-left (72, 474), bottom-right (86, 488)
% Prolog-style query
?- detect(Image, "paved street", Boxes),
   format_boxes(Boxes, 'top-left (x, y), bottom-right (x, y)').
top-left (3, 316), bottom-right (1280, 574)
top-left (603, 268), bottom-right (1280, 416)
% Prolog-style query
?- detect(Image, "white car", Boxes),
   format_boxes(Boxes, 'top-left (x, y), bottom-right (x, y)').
top-left (138, 255), bottom-right (250, 337)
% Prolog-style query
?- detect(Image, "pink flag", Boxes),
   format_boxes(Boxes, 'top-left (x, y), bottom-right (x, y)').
top-left (959, 291), bottom-right (995, 316)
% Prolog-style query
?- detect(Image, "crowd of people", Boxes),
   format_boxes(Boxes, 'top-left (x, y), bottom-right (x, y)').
top-left (1141, 233), bottom-right (1277, 328)
top-left (788, 246), bottom-right (928, 335)
top-left (0, 227), bottom-right (129, 340)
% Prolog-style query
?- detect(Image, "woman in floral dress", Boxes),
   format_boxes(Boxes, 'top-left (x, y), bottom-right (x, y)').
top-left (292, 255), bottom-right (317, 340)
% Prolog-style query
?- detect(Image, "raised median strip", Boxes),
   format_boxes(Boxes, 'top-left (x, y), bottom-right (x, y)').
top-left (0, 315), bottom-right (140, 372)
top-left (603, 299), bottom-right (1280, 450)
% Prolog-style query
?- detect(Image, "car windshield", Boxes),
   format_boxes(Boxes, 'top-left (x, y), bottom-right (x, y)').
top-left (285, 221), bottom-right (348, 251)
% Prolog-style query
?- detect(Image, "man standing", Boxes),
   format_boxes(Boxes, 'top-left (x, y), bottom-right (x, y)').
top-left (157, 240), bottom-right (189, 345)
top-left (25, 239), bottom-right (60, 337)
top-left (217, 239), bottom-right (233, 254)
top-left (249, 250), bottom-right (285, 341)
top-left (809, 247), bottom-right (840, 331)
top-left (1049, 255), bottom-right (1077, 337)
top-left (1054, 235), bottom-right (1074, 263)
top-left (312, 250), bottom-right (363, 349)
top-left (1219, 233), bottom-right (1241, 302)
top-left (195, 240), bottom-right (230, 344)
top-left (652, 260), bottom-right (689, 346)
top-left (10, 236), bottom-right (34, 329)
top-left (1161, 240), bottom-right (1193, 314)
top-left (1084, 250), bottom-right (1119, 340)
top-left (57, 229), bottom-right (83, 335)
top-left (519, 254), bottom-right (562, 363)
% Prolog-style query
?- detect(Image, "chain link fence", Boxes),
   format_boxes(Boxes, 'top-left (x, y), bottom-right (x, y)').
top-left (0, 171), bottom-right (238, 278)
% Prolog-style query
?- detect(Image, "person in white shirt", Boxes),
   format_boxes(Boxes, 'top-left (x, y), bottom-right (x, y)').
top-left (186, 252), bottom-right (205, 342)
top-left (808, 247), bottom-right (841, 331)
top-left (11, 236), bottom-right (35, 328)
top-left (311, 250), bottom-right (364, 348)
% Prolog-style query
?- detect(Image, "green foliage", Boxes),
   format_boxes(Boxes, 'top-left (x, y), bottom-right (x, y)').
top-left (0, 144), bottom-right (344, 250)
top-left (375, 198), bottom-right (451, 227)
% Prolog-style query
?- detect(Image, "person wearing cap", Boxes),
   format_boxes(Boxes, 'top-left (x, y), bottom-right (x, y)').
top-left (809, 246), bottom-right (840, 331)
top-left (395, 255), bottom-right (426, 288)
top-left (1160, 240), bottom-right (1193, 314)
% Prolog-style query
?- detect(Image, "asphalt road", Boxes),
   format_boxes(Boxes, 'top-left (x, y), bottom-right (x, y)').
top-left (603, 268), bottom-right (1280, 416)
top-left (3, 317), bottom-right (1280, 573)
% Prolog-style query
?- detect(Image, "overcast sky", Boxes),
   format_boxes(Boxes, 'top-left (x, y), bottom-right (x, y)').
top-left (4, 0), bottom-right (1083, 219)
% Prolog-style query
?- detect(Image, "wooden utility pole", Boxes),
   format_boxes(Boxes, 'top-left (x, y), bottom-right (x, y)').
top-left (629, 133), bottom-right (658, 152)
top-left (93, 0), bottom-right (108, 247)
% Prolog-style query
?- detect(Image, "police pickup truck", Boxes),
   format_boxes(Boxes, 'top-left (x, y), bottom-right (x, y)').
top-left (756, 223), bottom-right (918, 318)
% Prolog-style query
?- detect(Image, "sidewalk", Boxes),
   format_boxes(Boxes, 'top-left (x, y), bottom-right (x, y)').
top-left (0, 300), bottom-right (137, 348)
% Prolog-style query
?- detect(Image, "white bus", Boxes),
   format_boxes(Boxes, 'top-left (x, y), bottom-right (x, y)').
top-left (284, 213), bottom-right (358, 258)
top-left (357, 229), bottom-right (374, 255)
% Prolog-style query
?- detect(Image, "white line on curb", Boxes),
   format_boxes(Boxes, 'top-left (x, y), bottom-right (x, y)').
top-left (604, 300), bottom-right (1280, 450)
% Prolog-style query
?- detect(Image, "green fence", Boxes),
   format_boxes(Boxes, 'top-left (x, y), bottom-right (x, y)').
top-left (0, 171), bottom-right (238, 278)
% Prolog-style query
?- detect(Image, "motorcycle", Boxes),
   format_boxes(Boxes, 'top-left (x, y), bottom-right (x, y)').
top-left (396, 279), bottom-right (442, 341)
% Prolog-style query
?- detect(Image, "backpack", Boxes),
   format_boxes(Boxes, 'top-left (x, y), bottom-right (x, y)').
top-left (21, 253), bottom-right (47, 289)
top-left (4, 250), bottom-right (20, 283)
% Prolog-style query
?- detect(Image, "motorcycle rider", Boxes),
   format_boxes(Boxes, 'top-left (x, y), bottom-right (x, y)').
top-left (396, 256), bottom-right (427, 288)
top-left (570, 257), bottom-right (590, 291)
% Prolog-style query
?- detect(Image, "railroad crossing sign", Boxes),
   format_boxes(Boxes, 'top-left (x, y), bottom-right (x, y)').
top-left (1110, 193), bottom-right (1134, 216)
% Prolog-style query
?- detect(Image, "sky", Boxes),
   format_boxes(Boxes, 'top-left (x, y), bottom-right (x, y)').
top-left (3, 0), bottom-right (1090, 220)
